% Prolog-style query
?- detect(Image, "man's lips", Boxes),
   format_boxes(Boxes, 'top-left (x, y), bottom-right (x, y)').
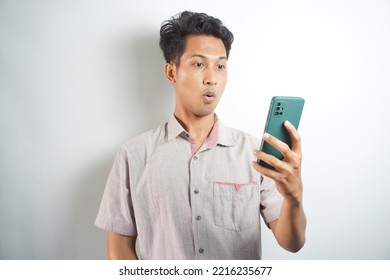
top-left (202, 91), bottom-right (216, 104)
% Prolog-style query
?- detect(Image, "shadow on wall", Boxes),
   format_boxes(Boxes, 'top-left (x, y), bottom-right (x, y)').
top-left (130, 31), bottom-right (175, 130)
top-left (63, 30), bottom-right (173, 259)
top-left (105, 29), bottom-right (175, 135)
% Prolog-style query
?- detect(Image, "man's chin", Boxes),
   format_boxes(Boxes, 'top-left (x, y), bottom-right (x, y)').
top-left (195, 107), bottom-right (217, 118)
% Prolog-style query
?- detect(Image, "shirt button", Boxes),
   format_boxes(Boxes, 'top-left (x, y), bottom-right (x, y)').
top-left (194, 189), bottom-right (199, 194)
top-left (196, 215), bottom-right (201, 220)
top-left (199, 248), bottom-right (204, 254)
top-left (193, 156), bottom-right (198, 160)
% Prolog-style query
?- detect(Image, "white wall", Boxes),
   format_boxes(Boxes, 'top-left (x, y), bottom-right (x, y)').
top-left (1, 0), bottom-right (389, 259)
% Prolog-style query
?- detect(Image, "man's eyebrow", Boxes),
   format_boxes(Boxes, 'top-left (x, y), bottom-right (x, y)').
top-left (191, 54), bottom-right (228, 60)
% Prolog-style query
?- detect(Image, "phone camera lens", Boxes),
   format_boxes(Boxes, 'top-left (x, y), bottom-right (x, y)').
top-left (274, 112), bottom-right (279, 116)
top-left (276, 106), bottom-right (281, 111)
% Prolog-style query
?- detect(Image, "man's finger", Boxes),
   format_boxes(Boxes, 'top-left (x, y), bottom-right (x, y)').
top-left (284, 120), bottom-right (302, 154)
top-left (263, 132), bottom-right (291, 158)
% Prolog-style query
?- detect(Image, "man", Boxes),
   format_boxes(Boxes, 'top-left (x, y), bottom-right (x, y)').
top-left (95, 11), bottom-right (306, 260)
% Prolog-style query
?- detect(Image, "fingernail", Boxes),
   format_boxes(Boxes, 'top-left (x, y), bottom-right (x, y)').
top-left (263, 133), bottom-right (270, 139)
top-left (253, 149), bottom-right (257, 155)
top-left (285, 120), bottom-right (291, 126)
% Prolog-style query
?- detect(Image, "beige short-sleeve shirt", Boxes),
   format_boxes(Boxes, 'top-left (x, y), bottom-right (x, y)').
top-left (95, 116), bottom-right (283, 259)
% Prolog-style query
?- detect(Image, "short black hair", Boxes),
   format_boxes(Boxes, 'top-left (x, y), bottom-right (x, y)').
top-left (159, 11), bottom-right (234, 64)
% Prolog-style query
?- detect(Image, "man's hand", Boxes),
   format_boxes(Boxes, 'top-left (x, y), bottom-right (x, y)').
top-left (252, 120), bottom-right (303, 205)
top-left (252, 120), bottom-right (306, 252)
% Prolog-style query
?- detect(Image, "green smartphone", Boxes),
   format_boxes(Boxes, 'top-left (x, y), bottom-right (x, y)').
top-left (257, 96), bottom-right (305, 169)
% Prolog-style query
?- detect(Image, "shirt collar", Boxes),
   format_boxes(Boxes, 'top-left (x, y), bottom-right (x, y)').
top-left (166, 114), bottom-right (235, 147)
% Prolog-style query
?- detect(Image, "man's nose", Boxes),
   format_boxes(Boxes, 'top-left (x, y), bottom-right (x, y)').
top-left (204, 69), bottom-right (217, 86)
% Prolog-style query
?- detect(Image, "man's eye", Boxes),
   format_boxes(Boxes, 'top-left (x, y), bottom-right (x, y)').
top-left (195, 62), bottom-right (204, 68)
top-left (217, 64), bottom-right (226, 69)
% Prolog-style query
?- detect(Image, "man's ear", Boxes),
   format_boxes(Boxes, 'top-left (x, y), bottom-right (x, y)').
top-left (164, 62), bottom-right (177, 84)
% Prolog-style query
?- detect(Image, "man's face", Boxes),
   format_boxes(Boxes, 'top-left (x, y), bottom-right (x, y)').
top-left (167, 35), bottom-right (228, 119)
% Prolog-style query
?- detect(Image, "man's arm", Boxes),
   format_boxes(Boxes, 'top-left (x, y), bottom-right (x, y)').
top-left (107, 232), bottom-right (138, 259)
top-left (253, 120), bottom-right (306, 252)
top-left (268, 201), bottom-right (306, 252)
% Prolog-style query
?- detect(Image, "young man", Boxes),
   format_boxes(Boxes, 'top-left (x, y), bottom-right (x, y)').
top-left (95, 11), bottom-right (306, 260)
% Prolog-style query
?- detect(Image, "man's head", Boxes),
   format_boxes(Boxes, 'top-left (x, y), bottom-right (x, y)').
top-left (159, 11), bottom-right (234, 65)
top-left (159, 11), bottom-right (234, 119)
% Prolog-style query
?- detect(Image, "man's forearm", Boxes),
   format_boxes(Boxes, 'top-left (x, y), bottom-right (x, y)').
top-left (272, 199), bottom-right (307, 253)
top-left (108, 247), bottom-right (138, 260)
top-left (107, 232), bottom-right (138, 260)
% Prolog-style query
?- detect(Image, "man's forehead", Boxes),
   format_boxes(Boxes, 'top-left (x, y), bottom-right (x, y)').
top-left (190, 54), bottom-right (227, 60)
top-left (182, 35), bottom-right (227, 60)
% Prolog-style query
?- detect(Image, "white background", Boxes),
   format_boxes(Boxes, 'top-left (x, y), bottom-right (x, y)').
top-left (1, 0), bottom-right (389, 259)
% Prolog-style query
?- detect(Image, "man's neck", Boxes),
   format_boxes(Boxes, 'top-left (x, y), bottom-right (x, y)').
top-left (174, 112), bottom-right (215, 150)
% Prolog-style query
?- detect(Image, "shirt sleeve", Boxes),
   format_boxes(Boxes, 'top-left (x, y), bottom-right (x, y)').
top-left (260, 175), bottom-right (283, 226)
top-left (94, 146), bottom-right (137, 236)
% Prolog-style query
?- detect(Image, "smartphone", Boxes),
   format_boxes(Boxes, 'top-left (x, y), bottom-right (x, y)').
top-left (257, 96), bottom-right (305, 169)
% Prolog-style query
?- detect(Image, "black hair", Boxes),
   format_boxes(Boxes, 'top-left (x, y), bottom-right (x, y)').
top-left (159, 11), bottom-right (234, 64)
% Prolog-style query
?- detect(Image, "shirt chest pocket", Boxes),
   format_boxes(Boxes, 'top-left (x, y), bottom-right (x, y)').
top-left (213, 181), bottom-right (261, 231)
